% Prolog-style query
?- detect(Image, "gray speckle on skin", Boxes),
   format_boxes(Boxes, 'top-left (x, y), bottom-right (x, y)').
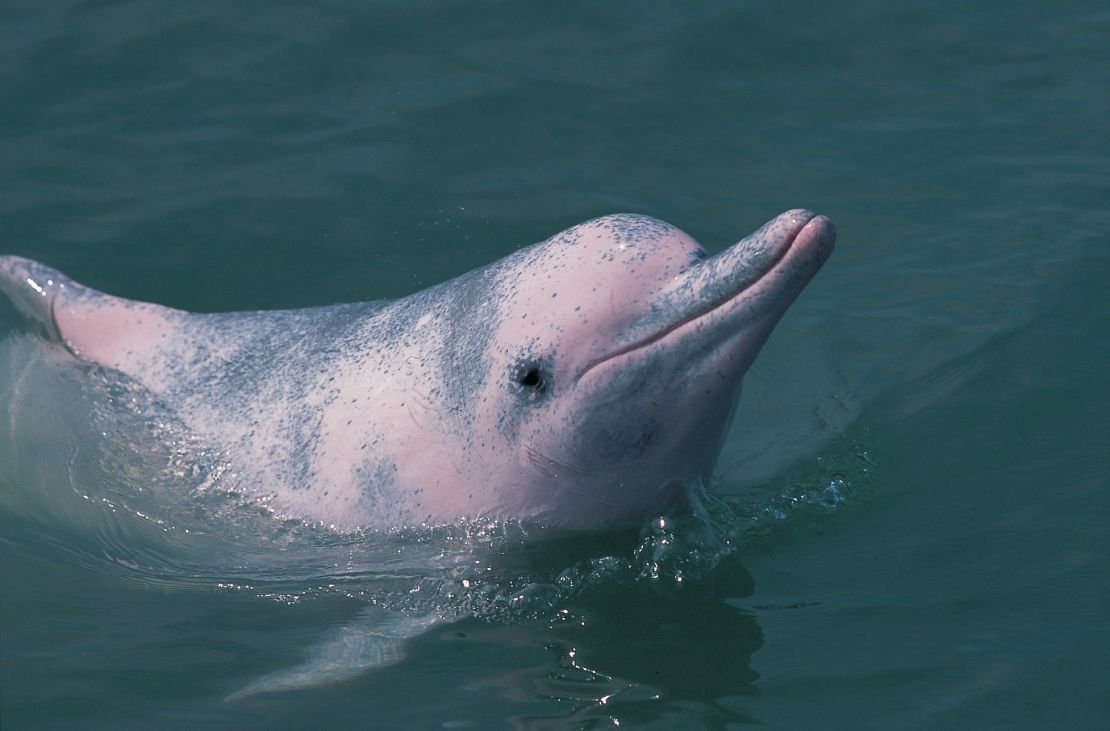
top-left (0, 208), bottom-right (834, 531)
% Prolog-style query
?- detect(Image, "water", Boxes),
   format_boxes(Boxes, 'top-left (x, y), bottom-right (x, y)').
top-left (2, 1), bottom-right (1108, 728)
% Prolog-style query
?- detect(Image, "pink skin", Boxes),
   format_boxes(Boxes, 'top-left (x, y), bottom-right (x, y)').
top-left (0, 210), bottom-right (834, 531)
top-left (450, 210), bottom-right (835, 527)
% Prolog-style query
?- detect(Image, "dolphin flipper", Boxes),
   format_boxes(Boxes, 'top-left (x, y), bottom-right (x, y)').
top-left (0, 256), bottom-right (186, 372)
top-left (226, 608), bottom-right (443, 701)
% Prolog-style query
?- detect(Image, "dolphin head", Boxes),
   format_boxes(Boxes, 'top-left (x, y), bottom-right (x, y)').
top-left (479, 210), bottom-right (835, 528)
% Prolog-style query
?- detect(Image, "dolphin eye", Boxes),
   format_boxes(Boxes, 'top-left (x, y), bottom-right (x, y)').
top-left (520, 367), bottom-right (541, 387)
top-left (511, 359), bottom-right (549, 395)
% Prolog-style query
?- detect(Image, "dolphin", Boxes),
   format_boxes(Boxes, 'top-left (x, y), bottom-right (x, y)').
top-left (1, 208), bottom-right (834, 696)
top-left (0, 209), bottom-right (834, 532)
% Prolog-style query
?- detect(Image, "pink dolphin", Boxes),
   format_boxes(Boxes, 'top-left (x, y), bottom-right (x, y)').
top-left (0, 210), bottom-right (834, 531)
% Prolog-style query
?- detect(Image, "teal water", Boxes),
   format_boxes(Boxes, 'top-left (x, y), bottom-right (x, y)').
top-left (2, 2), bottom-right (1108, 728)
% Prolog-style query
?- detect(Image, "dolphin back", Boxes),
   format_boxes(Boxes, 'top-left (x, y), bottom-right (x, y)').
top-left (0, 255), bottom-right (188, 373)
top-left (1, 256), bottom-right (68, 338)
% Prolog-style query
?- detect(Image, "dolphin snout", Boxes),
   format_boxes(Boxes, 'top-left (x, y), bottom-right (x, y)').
top-left (791, 213), bottom-right (837, 265)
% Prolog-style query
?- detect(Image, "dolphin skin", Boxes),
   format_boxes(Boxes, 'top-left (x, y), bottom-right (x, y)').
top-left (0, 209), bottom-right (834, 531)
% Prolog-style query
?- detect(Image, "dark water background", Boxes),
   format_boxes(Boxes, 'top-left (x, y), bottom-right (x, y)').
top-left (2, 2), bottom-right (1108, 728)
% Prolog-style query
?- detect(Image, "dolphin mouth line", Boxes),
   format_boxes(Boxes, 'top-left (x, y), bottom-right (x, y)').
top-left (575, 213), bottom-right (823, 384)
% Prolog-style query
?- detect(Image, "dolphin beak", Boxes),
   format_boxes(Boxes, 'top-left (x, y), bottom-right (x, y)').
top-left (576, 210), bottom-right (835, 384)
top-left (689, 209), bottom-right (835, 305)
